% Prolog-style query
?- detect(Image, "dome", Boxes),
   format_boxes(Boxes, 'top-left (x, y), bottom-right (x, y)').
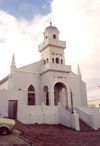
top-left (45, 22), bottom-right (58, 31)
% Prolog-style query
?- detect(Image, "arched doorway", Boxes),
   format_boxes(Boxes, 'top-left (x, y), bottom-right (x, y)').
top-left (54, 82), bottom-right (67, 107)
top-left (43, 85), bottom-right (49, 106)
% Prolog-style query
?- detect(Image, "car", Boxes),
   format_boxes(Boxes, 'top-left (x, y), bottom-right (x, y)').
top-left (0, 113), bottom-right (15, 135)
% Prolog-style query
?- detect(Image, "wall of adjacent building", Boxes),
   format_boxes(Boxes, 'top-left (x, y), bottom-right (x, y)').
top-left (88, 99), bottom-right (100, 107)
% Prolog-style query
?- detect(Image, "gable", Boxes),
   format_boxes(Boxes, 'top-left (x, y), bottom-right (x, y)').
top-left (69, 72), bottom-right (79, 78)
top-left (0, 75), bottom-right (8, 89)
top-left (17, 59), bottom-right (43, 73)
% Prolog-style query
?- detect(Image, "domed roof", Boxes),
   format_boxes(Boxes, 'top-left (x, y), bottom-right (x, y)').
top-left (45, 22), bottom-right (58, 31)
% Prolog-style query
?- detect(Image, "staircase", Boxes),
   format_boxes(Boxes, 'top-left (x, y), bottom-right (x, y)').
top-left (79, 119), bottom-right (93, 131)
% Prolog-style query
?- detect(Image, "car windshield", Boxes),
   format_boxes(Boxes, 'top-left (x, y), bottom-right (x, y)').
top-left (0, 113), bottom-right (4, 118)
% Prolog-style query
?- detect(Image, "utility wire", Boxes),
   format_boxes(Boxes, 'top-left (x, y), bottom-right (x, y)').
top-left (22, 0), bottom-right (63, 45)
top-left (94, 87), bottom-right (100, 99)
top-left (75, 1), bottom-right (100, 31)
top-left (20, 1), bottom-right (51, 43)
top-left (31, 0), bottom-right (63, 39)
top-left (83, 2), bottom-right (100, 27)
top-left (21, 0), bottom-right (100, 45)
top-left (75, 0), bottom-right (97, 26)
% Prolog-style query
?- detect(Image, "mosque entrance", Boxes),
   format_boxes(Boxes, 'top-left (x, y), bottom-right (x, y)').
top-left (54, 82), bottom-right (67, 107)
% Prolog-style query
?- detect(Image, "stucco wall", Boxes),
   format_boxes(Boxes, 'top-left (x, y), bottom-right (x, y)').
top-left (8, 71), bottom-right (41, 105)
top-left (17, 60), bottom-right (43, 72)
top-left (80, 80), bottom-right (87, 107)
top-left (69, 73), bottom-right (81, 106)
top-left (0, 80), bottom-right (8, 90)
top-left (0, 90), bottom-right (24, 117)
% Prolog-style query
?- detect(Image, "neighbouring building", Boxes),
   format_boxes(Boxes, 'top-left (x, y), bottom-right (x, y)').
top-left (88, 99), bottom-right (100, 107)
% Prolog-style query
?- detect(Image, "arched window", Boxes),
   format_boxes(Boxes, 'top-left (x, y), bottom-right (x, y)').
top-left (61, 59), bottom-right (63, 64)
top-left (53, 34), bottom-right (56, 39)
top-left (28, 85), bottom-right (35, 105)
top-left (44, 60), bottom-right (46, 65)
top-left (52, 58), bottom-right (54, 63)
top-left (46, 92), bottom-right (49, 106)
top-left (56, 58), bottom-right (59, 64)
top-left (45, 36), bottom-right (47, 39)
top-left (46, 58), bottom-right (49, 63)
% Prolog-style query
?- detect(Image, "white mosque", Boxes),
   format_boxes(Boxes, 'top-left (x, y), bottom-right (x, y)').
top-left (0, 22), bottom-right (99, 130)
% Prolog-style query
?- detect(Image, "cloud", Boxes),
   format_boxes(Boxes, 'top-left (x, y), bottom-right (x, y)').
top-left (0, 0), bottom-right (100, 100)
top-left (42, 4), bottom-right (47, 9)
top-left (0, 10), bottom-right (49, 80)
top-left (50, 0), bottom-right (100, 99)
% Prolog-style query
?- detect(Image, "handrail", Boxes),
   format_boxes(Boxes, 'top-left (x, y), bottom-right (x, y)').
top-left (75, 106), bottom-right (90, 125)
top-left (75, 106), bottom-right (89, 116)
top-left (60, 105), bottom-right (72, 114)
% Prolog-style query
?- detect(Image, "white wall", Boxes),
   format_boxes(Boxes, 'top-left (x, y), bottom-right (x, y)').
top-left (59, 105), bottom-right (80, 131)
top-left (17, 60), bottom-right (43, 72)
top-left (0, 80), bottom-right (8, 90)
top-left (69, 74), bottom-right (81, 106)
top-left (80, 80), bottom-right (87, 107)
top-left (0, 90), bottom-right (80, 130)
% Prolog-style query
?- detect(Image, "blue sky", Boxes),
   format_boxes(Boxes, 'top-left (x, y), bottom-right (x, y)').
top-left (0, 0), bottom-right (51, 20)
top-left (0, 0), bottom-right (100, 100)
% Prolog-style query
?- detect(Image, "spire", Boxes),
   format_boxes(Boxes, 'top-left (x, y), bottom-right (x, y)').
top-left (11, 54), bottom-right (16, 66)
top-left (10, 54), bottom-right (16, 74)
top-left (50, 21), bottom-right (52, 26)
top-left (50, 18), bottom-right (52, 26)
top-left (77, 64), bottom-right (81, 76)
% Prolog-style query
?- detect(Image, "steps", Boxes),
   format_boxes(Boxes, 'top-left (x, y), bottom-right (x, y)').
top-left (79, 118), bottom-right (93, 131)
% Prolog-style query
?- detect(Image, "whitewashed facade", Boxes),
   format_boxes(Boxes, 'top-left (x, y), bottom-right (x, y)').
top-left (0, 22), bottom-right (96, 131)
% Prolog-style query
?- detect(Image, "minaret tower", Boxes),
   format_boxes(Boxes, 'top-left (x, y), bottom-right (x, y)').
top-left (77, 64), bottom-right (81, 77)
top-left (38, 22), bottom-right (66, 66)
top-left (8, 54), bottom-right (16, 89)
top-left (10, 54), bottom-right (16, 74)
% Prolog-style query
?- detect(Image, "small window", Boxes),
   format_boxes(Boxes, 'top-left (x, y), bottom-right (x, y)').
top-left (53, 34), bottom-right (56, 39)
top-left (45, 36), bottom-right (47, 39)
top-left (44, 60), bottom-right (46, 65)
top-left (47, 58), bottom-right (49, 63)
top-left (52, 58), bottom-right (54, 63)
top-left (61, 59), bottom-right (63, 64)
top-left (56, 58), bottom-right (59, 64)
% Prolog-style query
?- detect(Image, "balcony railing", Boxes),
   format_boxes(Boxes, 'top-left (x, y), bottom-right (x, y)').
top-left (38, 38), bottom-right (66, 52)
top-left (40, 63), bottom-right (71, 73)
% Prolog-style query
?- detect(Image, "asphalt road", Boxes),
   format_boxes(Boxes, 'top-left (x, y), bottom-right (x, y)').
top-left (0, 130), bottom-right (30, 146)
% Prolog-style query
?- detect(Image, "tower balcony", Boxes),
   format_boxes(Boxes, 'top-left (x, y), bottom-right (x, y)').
top-left (39, 63), bottom-right (71, 74)
top-left (38, 38), bottom-right (66, 52)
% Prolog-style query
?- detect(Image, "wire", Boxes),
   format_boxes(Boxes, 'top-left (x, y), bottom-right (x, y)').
top-left (21, 0), bottom-right (63, 45)
top-left (94, 87), bottom-right (100, 99)
top-left (31, 0), bottom-right (63, 38)
top-left (20, 1), bottom-right (51, 43)
top-left (75, 0), bottom-right (97, 26)
top-left (84, 2), bottom-right (100, 26)
top-left (76, 1), bottom-right (100, 30)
